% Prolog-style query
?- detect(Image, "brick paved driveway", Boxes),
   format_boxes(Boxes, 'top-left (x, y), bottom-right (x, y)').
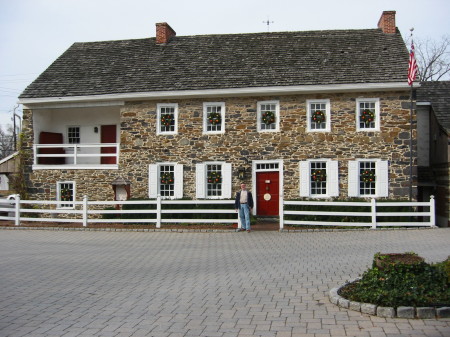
top-left (0, 229), bottom-right (449, 337)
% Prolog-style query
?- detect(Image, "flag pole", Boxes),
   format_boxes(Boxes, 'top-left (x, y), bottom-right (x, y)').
top-left (408, 27), bottom-right (416, 202)
top-left (409, 80), bottom-right (413, 201)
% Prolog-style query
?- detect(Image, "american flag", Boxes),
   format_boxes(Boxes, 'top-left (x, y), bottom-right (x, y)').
top-left (408, 41), bottom-right (419, 86)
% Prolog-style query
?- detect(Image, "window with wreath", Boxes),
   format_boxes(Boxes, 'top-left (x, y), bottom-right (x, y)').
top-left (148, 163), bottom-right (183, 199)
top-left (356, 98), bottom-right (380, 131)
top-left (57, 181), bottom-right (75, 208)
top-left (348, 159), bottom-right (389, 197)
top-left (299, 160), bottom-right (339, 197)
top-left (204, 102), bottom-right (225, 134)
top-left (157, 103), bottom-right (178, 135)
top-left (258, 101), bottom-right (279, 132)
top-left (196, 162), bottom-right (232, 199)
top-left (307, 99), bottom-right (330, 132)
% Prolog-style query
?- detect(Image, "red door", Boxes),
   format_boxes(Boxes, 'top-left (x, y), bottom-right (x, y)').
top-left (101, 125), bottom-right (117, 164)
top-left (38, 132), bottom-right (65, 164)
top-left (256, 172), bottom-right (279, 216)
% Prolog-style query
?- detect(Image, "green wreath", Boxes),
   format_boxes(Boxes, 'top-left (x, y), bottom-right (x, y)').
top-left (311, 110), bottom-right (326, 124)
top-left (311, 169), bottom-right (327, 182)
top-left (160, 172), bottom-right (174, 185)
top-left (208, 112), bottom-right (221, 125)
top-left (207, 171), bottom-right (222, 184)
top-left (161, 114), bottom-right (174, 127)
top-left (360, 109), bottom-right (375, 126)
top-left (60, 188), bottom-right (73, 201)
top-left (361, 170), bottom-right (376, 183)
top-left (262, 111), bottom-right (275, 125)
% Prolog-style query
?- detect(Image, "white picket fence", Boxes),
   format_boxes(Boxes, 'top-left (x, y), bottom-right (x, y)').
top-left (0, 195), bottom-right (238, 228)
top-left (0, 195), bottom-right (436, 229)
top-left (281, 196), bottom-right (436, 229)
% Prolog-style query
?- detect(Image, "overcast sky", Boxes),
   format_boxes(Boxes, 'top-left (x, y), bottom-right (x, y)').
top-left (1, 0), bottom-right (449, 130)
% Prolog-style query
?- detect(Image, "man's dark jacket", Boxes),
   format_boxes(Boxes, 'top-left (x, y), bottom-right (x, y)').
top-left (235, 191), bottom-right (254, 209)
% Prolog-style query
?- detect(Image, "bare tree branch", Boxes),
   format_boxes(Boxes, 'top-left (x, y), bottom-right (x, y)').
top-left (409, 35), bottom-right (450, 82)
top-left (0, 125), bottom-right (15, 160)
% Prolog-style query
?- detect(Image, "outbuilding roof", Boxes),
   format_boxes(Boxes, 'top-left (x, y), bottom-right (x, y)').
top-left (19, 28), bottom-right (409, 99)
top-left (417, 81), bottom-right (450, 133)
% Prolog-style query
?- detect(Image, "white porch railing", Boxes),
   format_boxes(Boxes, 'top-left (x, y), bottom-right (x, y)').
top-left (0, 196), bottom-right (238, 228)
top-left (33, 143), bottom-right (119, 166)
top-left (281, 196), bottom-right (436, 229)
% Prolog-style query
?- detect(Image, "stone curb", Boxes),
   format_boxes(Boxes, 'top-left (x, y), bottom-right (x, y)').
top-left (329, 280), bottom-right (450, 319)
top-left (0, 226), bottom-right (438, 233)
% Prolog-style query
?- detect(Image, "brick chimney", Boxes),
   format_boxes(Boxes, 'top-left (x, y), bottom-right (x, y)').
top-left (377, 11), bottom-right (396, 34)
top-left (156, 22), bottom-right (176, 44)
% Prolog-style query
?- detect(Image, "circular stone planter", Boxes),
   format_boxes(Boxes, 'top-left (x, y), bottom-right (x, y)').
top-left (329, 279), bottom-right (450, 319)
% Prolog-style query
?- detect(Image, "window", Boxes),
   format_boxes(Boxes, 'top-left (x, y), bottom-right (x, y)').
top-left (358, 161), bottom-right (376, 195)
top-left (356, 98), bottom-right (380, 131)
top-left (348, 160), bottom-right (389, 197)
top-left (258, 101), bottom-right (280, 132)
top-left (57, 181), bottom-right (75, 208)
top-left (256, 163), bottom-right (279, 171)
top-left (67, 126), bottom-right (80, 144)
top-left (196, 162), bottom-right (232, 199)
top-left (307, 99), bottom-right (330, 132)
top-left (310, 161), bottom-right (327, 195)
top-left (159, 165), bottom-right (175, 197)
top-left (157, 104), bottom-right (178, 135)
top-left (299, 160), bottom-right (339, 197)
top-left (204, 102), bottom-right (225, 134)
top-left (149, 163), bottom-right (183, 199)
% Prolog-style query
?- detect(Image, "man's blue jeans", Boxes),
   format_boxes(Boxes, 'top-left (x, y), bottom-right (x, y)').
top-left (239, 204), bottom-right (251, 230)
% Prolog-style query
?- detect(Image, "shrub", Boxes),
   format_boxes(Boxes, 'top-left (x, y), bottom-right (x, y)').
top-left (339, 253), bottom-right (450, 307)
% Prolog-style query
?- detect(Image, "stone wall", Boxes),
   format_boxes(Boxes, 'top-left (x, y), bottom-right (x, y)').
top-left (22, 90), bottom-right (416, 202)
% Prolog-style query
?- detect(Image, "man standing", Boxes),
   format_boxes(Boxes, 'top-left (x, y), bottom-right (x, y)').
top-left (235, 183), bottom-right (254, 232)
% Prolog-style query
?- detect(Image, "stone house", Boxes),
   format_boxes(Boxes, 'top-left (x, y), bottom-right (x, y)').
top-left (417, 81), bottom-right (450, 227)
top-left (18, 11), bottom-right (414, 217)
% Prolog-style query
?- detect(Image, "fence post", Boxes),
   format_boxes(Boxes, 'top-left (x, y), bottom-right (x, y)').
top-left (429, 195), bottom-right (436, 227)
top-left (14, 194), bottom-right (20, 226)
top-left (279, 194), bottom-right (284, 230)
top-left (156, 195), bottom-right (161, 228)
top-left (371, 198), bottom-right (377, 229)
top-left (82, 195), bottom-right (88, 227)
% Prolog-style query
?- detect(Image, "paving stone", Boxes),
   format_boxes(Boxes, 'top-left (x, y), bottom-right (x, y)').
top-left (0, 229), bottom-right (449, 337)
top-left (377, 307), bottom-right (396, 318)
top-left (361, 303), bottom-right (378, 315)
top-left (416, 307), bottom-right (436, 319)
top-left (436, 307), bottom-right (450, 318)
top-left (396, 306), bottom-right (415, 319)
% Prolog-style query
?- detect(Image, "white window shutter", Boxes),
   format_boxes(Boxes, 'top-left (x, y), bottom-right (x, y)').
top-left (149, 164), bottom-right (158, 198)
top-left (174, 164), bottom-right (183, 199)
top-left (196, 163), bottom-right (205, 199)
top-left (299, 161), bottom-right (310, 197)
top-left (348, 161), bottom-right (359, 197)
top-left (327, 160), bottom-right (339, 197)
top-left (376, 160), bottom-right (389, 197)
top-left (222, 163), bottom-right (232, 199)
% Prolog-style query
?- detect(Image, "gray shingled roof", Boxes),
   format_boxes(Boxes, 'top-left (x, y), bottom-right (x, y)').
top-left (19, 28), bottom-right (409, 99)
top-left (417, 81), bottom-right (450, 133)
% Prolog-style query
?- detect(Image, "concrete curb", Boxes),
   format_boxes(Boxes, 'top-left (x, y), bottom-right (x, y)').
top-left (329, 280), bottom-right (450, 319)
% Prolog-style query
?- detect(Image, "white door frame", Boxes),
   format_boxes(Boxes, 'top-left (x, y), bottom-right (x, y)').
top-left (251, 159), bottom-right (284, 219)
